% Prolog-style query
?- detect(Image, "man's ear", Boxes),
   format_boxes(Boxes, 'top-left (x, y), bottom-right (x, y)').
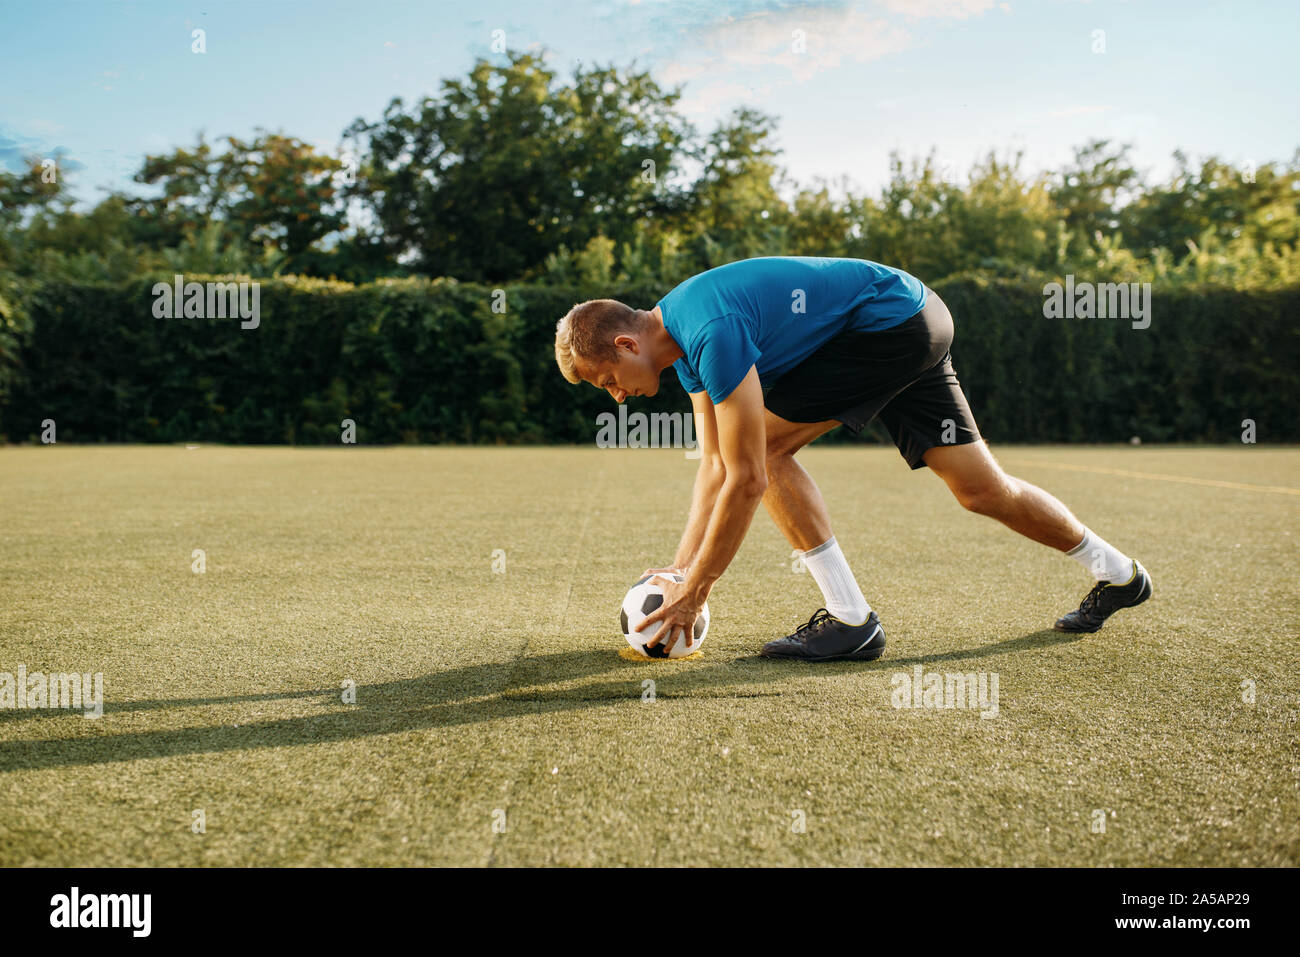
top-left (613, 333), bottom-right (640, 355)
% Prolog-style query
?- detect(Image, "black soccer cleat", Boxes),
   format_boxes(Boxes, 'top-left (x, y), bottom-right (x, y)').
top-left (761, 608), bottom-right (886, 661)
top-left (1053, 560), bottom-right (1153, 633)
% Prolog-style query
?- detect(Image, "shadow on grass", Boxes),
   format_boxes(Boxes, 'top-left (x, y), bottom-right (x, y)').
top-left (879, 627), bottom-right (1083, 667)
top-left (0, 628), bottom-right (1080, 771)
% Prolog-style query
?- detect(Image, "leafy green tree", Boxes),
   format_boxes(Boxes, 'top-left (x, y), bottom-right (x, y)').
top-left (952, 151), bottom-right (1060, 273)
top-left (784, 179), bottom-right (858, 258)
top-left (1123, 150), bottom-right (1300, 257)
top-left (219, 132), bottom-right (346, 265)
top-left (0, 156), bottom-right (68, 274)
top-left (0, 155), bottom-right (67, 426)
top-left (344, 51), bottom-right (690, 282)
top-left (867, 151), bottom-right (966, 279)
top-left (133, 130), bottom-right (345, 270)
top-left (674, 107), bottom-right (789, 269)
top-left (19, 194), bottom-right (163, 281)
top-left (1050, 139), bottom-right (1140, 244)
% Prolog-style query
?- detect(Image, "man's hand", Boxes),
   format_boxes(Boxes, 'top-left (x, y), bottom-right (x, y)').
top-left (639, 575), bottom-right (708, 655)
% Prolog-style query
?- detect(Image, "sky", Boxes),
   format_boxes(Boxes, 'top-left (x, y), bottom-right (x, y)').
top-left (1, 0), bottom-right (1296, 208)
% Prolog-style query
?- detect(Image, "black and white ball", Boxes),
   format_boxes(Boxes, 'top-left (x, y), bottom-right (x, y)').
top-left (620, 572), bottom-right (710, 658)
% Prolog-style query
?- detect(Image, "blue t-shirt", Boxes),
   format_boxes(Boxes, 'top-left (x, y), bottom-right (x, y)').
top-left (658, 256), bottom-right (926, 402)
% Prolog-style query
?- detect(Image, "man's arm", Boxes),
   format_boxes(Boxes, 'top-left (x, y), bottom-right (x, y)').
top-left (666, 390), bottom-right (726, 572)
top-left (683, 366), bottom-right (767, 594)
top-left (642, 367), bottom-right (767, 651)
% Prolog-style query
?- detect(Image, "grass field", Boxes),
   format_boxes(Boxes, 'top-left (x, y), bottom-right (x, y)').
top-left (1, 444), bottom-right (1296, 867)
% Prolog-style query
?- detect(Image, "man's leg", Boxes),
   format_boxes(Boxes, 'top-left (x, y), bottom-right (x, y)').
top-left (920, 441), bottom-right (1085, 551)
top-left (758, 410), bottom-right (884, 658)
top-left (922, 441), bottom-right (1152, 631)
top-left (762, 410), bottom-right (840, 551)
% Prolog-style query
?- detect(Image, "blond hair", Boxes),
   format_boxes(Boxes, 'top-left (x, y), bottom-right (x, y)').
top-left (554, 299), bottom-right (646, 384)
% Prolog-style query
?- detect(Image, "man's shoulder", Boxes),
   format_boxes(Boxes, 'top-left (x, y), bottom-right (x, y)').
top-left (681, 312), bottom-right (749, 346)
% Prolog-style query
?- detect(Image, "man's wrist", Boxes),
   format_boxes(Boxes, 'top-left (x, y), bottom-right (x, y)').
top-left (685, 567), bottom-right (717, 599)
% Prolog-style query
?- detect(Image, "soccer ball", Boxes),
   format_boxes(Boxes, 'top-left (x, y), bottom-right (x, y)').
top-left (620, 572), bottom-right (709, 658)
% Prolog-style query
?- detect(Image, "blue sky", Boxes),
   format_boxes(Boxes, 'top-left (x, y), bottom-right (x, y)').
top-left (2, 0), bottom-right (1296, 208)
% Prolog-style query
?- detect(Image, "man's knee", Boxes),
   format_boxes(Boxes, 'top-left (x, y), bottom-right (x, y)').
top-left (765, 443), bottom-right (795, 483)
top-left (925, 443), bottom-right (1016, 516)
top-left (952, 476), bottom-right (1015, 516)
top-left (765, 429), bottom-right (801, 463)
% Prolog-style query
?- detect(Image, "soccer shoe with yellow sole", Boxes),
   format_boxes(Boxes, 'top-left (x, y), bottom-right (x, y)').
top-left (1053, 560), bottom-right (1153, 633)
top-left (761, 608), bottom-right (886, 661)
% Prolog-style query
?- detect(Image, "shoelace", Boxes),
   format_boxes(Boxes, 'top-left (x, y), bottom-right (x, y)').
top-left (1079, 581), bottom-right (1108, 617)
top-left (795, 608), bottom-right (835, 635)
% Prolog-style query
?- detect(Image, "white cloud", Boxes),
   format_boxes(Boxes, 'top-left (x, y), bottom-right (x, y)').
top-left (663, 6), bottom-right (911, 86)
top-left (1045, 104), bottom-right (1113, 118)
top-left (676, 80), bottom-right (775, 116)
top-left (874, 0), bottom-right (1003, 19)
top-left (93, 68), bottom-right (121, 93)
top-left (658, 59), bottom-right (711, 86)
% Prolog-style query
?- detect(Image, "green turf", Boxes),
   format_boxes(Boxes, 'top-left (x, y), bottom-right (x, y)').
top-left (1, 444), bottom-right (1296, 866)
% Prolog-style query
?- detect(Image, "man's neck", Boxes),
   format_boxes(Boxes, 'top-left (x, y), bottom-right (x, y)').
top-left (647, 305), bottom-right (684, 372)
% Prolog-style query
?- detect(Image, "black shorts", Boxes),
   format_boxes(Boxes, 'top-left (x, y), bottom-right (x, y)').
top-left (763, 287), bottom-right (983, 469)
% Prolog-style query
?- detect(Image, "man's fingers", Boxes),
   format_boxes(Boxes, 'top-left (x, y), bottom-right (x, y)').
top-left (645, 618), bottom-right (672, 648)
top-left (643, 605), bottom-right (674, 645)
top-left (640, 578), bottom-right (675, 639)
top-left (659, 625), bottom-right (679, 653)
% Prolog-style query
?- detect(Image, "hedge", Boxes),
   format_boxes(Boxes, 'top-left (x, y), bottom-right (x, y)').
top-left (3, 273), bottom-right (1296, 444)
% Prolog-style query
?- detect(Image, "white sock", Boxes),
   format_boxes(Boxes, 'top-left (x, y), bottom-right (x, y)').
top-left (1066, 529), bottom-right (1135, 584)
top-left (800, 537), bottom-right (871, 625)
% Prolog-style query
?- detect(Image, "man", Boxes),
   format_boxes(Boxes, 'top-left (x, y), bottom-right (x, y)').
top-left (553, 256), bottom-right (1152, 661)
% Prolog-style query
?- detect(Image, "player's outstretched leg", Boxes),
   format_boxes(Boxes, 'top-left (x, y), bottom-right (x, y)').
top-left (922, 442), bottom-right (1153, 632)
top-left (759, 411), bottom-right (887, 660)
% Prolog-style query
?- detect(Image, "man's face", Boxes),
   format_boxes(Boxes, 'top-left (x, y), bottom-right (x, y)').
top-left (578, 336), bottom-right (660, 403)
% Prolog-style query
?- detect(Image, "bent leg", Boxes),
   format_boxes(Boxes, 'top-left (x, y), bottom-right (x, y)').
top-left (762, 410), bottom-right (874, 626)
top-left (922, 442), bottom-right (1085, 551)
top-left (762, 411), bottom-right (840, 551)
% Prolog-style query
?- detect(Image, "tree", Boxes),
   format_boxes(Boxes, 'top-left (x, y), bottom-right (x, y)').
top-left (1123, 150), bottom-right (1300, 257)
top-left (132, 130), bottom-right (346, 270)
top-left (675, 106), bottom-right (789, 269)
top-left (1050, 139), bottom-right (1140, 244)
top-left (344, 51), bottom-right (691, 282)
top-left (785, 178), bottom-right (858, 258)
top-left (0, 156), bottom-right (68, 274)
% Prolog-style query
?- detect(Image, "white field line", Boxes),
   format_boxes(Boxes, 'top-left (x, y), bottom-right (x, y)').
top-left (1004, 460), bottom-right (1300, 496)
